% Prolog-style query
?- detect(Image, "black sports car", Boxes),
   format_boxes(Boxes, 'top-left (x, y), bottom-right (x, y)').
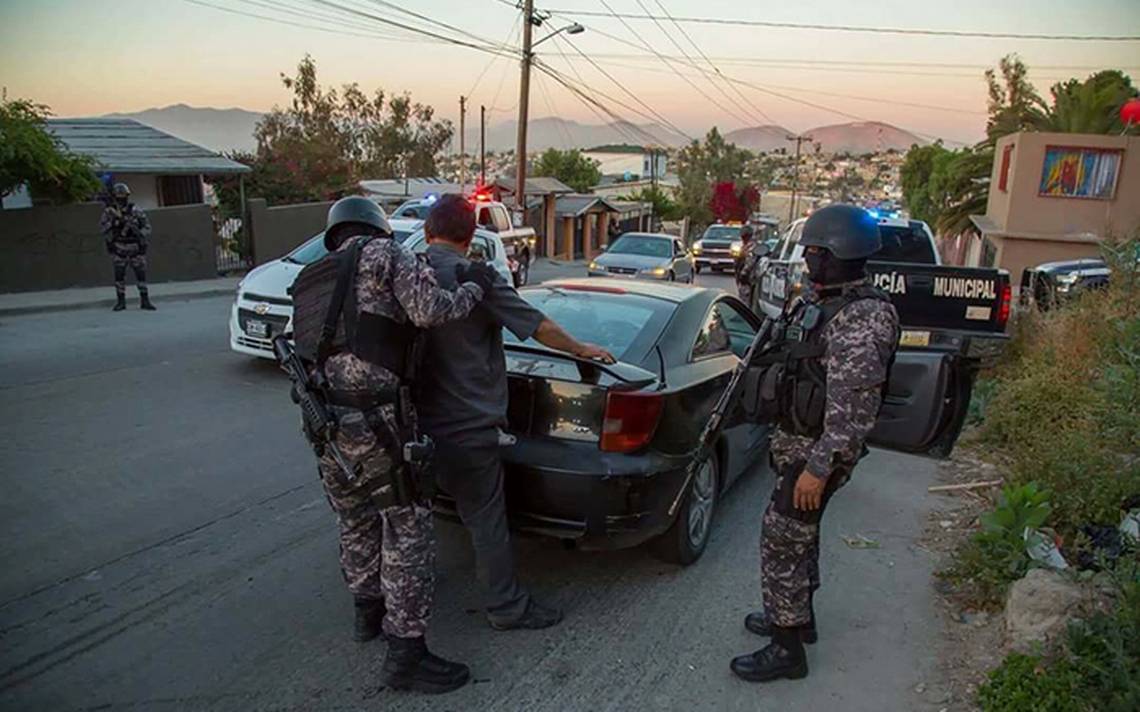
top-left (435, 279), bottom-right (976, 565)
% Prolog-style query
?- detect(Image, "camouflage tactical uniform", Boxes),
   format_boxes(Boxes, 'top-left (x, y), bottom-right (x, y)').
top-left (316, 235), bottom-right (483, 639)
top-left (736, 241), bottom-right (765, 309)
top-left (760, 279), bottom-right (899, 628)
top-left (100, 203), bottom-right (152, 300)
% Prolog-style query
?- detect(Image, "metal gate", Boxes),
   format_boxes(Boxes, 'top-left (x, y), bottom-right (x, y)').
top-left (214, 211), bottom-right (250, 273)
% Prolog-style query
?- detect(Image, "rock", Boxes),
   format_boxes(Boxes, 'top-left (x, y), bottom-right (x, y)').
top-left (1005, 568), bottom-right (1085, 652)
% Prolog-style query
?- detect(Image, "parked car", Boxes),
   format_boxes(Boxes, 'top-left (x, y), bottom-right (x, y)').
top-left (691, 223), bottom-right (743, 273)
top-left (403, 227), bottom-right (513, 284)
top-left (1019, 258), bottom-right (1110, 310)
top-left (434, 278), bottom-right (981, 564)
top-left (228, 218), bottom-right (422, 359)
top-left (586, 232), bottom-right (694, 282)
top-left (393, 194), bottom-right (537, 287)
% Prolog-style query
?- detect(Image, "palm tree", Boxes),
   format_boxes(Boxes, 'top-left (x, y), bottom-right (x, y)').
top-left (1045, 70), bottom-right (1138, 134)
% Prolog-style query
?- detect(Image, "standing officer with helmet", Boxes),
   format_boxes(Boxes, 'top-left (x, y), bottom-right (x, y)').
top-left (283, 196), bottom-right (497, 695)
top-left (100, 183), bottom-right (156, 311)
top-left (729, 204), bottom-right (899, 683)
top-left (734, 224), bottom-right (761, 309)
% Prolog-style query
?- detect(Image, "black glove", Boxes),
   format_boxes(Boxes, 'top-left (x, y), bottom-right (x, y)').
top-left (455, 261), bottom-right (497, 295)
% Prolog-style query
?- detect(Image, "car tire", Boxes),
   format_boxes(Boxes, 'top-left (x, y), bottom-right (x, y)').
top-left (651, 450), bottom-right (720, 565)
top-left (513, 252), bottom-right (530, 287)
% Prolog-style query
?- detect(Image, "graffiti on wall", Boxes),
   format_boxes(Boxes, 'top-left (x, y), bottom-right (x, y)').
top-left (1038, 146), bottom-right (1122, 200)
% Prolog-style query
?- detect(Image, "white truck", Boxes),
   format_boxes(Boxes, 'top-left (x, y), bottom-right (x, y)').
top-left (392, 194), bottom-right (538, 286)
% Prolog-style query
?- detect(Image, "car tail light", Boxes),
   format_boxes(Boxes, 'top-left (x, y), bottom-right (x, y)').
top-left (601, 392), bottom-right (664, 453)
top-left (997, 282), bottom-right (1012, 328)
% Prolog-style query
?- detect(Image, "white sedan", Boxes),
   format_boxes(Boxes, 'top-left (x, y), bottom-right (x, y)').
top-left (229, 221), bottom-right (510, 359)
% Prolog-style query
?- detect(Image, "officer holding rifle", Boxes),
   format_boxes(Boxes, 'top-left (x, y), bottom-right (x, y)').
top-left (277, 196), bottom-right (496, 695)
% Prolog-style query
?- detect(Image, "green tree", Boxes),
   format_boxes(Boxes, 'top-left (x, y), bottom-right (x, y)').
top-left (531, 148), bottom-right (601, 192)
top-left (675, 127), bottom-right (753, 229)
top-left (900, 141), bottom-right (952, 225)
top-left (0, 98), bottom-right (99, 204)
top-left (618, 186), bottom-right (681, 221)
top-left (984, 54), bottom-right (1048, 144)
top-left (1045, 70), bottom-right (1138, 134)
top-left (210, 56), bottom-right (453, 206)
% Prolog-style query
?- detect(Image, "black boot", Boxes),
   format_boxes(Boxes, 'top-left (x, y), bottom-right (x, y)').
top-left (113, 293), bottom-right (126, 311)
top-left (139, 292), bottom-right (156, 310)
top-left (380, 636), bottom-right (470, 694)
top-left (743, 609), bottom-right (818, 644)
top-left (731, 626), bottom-right (808, 682)
top-left (353, 597), bottom-right (386, 642)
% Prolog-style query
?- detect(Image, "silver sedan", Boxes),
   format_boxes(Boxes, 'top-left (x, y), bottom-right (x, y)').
top-left (587, 233), bottom-right (694, 282)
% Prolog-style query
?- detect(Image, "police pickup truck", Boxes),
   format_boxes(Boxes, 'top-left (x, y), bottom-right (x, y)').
top-left (393, 193), bottom-right (537, 287)
top-left (751, 213), bottom-right (1012, 456)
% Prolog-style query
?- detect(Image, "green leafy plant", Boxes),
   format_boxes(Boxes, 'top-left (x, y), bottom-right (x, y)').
top-left (977, 652), bottom-right (1086, 711)
top-left (967, 376), bottom-right (998, 426)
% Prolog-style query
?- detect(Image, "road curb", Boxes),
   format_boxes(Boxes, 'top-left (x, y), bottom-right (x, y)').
top-left (0, 287), bottom-right (236, 317)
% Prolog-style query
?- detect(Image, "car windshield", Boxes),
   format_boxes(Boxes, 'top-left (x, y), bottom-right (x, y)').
top-left (876, 225), bottom-right (936, 263)
top-left (284, 230), bottom-right (412, 264)
top-left (702, 226), bottom-right (741, 242)
top-left (504, 288), bottom-right (673, 361)
top-left (608, 235), bottom-right (671, 258)
top-left (394, 202), bottom-right (432, 220)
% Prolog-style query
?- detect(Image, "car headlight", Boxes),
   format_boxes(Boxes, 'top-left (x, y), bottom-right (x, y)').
top-left (588, 260), bottom-right (600, 270)
top-left (643, 266), bottom-right (667, 276)
top-left (730, 241), bottom-right (743, 256)
top-left (692, 244), bottom-right (703, 255)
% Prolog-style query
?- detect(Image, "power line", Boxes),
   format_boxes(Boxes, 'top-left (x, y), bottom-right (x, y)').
top-left (465, 11), bottom-right (523, 98)
top-left (652, 0), bottom-right (776, 125)
top-left (594, 0), bottom-right (755, 128)
top-left (542, 8), bottom-right (1140, 41)
top-left (360, 0), bottom-right (515, 48)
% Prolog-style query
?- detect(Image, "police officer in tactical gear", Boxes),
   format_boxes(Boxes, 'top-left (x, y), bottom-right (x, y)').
top-left (288, 195), bottom-right (497, 695)
top-left (730, 204), bottom-right (900, 683)
top-left (100, 183), bottom-right (155, 311)
top-left (734, 224), bottom-right (760, 308)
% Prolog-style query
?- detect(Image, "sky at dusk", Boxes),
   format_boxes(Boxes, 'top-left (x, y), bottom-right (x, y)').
top-left (1, 0), bottom-right (1138, 145)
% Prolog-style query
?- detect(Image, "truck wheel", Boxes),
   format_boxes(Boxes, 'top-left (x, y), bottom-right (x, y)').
top-left (513, 252), bottom-right (530, 287)
top-left (651, 451), bottom-right (720, 565)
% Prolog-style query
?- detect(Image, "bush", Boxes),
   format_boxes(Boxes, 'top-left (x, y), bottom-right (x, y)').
top-left (977, 236), bottom-right (1140, 534)
top-left (979, 560), bottom-right (1140, 712)
top-left (977, 652), bottom-right (1086, 712)
top-left (944, 483), bottom-right (1052, 606)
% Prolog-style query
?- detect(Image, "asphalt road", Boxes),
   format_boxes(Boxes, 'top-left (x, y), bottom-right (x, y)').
top-left (0, 265), bottom-right (946, 711)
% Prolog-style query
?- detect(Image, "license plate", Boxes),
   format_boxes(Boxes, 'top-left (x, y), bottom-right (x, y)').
top-left (900, 330), bottom-right (930, 347)
top-left (246, 320), bottom-right (269, 338)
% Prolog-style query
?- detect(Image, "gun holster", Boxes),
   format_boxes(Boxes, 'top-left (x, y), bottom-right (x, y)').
top-left (363, 400), bottom-right (436, 507)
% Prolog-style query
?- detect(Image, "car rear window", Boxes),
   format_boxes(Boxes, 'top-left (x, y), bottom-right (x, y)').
top-left (505, 288), bottom-right (673, 361)
top-left (876, 225), bottom-right (936, 263)
top-left (285, 230), bottom-right (413, 264)
top-left (702, 225), bottom-right (741, 242)
top-left (608, 235), bottom-right (672, 258)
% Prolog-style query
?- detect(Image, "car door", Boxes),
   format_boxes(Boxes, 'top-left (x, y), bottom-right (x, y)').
top-left (690, 298), bottom-right (767, 485)
top-left (866, 349), bottom-right (974, 458)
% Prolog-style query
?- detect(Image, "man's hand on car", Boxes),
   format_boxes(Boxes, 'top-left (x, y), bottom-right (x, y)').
top-left (575, 343), bottom-right (616, 364)
top-left (456, 261), bottom-right (497, 295)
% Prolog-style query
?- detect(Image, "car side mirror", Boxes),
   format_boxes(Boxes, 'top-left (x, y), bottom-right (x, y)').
top-left (755, 243), bottom-right (772, 258)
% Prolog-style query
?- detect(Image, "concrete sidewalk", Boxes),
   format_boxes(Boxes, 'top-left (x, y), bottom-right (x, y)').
top-left (0, 276), bottom-right (243, 316)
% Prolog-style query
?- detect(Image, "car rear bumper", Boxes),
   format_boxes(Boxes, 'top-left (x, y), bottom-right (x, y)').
top-left (433, 436), bottom-right (688, 550)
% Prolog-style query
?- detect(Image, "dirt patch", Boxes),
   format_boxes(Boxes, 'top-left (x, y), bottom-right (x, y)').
top-left (918, 441), bottom-right (1008, 711)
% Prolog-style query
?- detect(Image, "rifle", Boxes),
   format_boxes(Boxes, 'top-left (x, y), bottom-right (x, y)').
top-left (272, 335), bottom-right (357, 482)
top-left (667, 316), bottom-right (777, 518)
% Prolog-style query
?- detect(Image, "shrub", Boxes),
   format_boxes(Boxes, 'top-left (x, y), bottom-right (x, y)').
top-left (977, 652), bottom-right (1086, 712)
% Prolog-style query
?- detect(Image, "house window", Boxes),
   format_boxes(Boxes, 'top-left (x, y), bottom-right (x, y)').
top-left (998, 145), bottom-right (1013, 192)
top-left (158, 175), bottom-right (204, 206)
top-left (1038, 146), bottom-right (1123, 200)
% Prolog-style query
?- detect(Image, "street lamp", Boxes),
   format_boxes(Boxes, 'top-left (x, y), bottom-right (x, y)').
top-left (515, 2), bottom-right (586, 223)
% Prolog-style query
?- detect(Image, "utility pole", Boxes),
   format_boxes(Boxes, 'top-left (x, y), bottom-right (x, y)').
top-left (786, 134), bottom-right (813, 224)
top-left (480, 104), bottom-right (487, 186)
top-left (649, 146), bottom-right (657, 229)
top-left (459, 96), bottom-right (467, 194)
top-left (514, 0), bottom-right (535, 221)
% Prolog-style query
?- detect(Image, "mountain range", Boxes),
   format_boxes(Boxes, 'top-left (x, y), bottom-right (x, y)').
top-left (96, 105), bottom-right (927, 157)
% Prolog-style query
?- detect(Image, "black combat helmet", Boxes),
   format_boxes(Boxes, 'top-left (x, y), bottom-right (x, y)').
top-left (325, 196), bottom-right (392, 250)
top-left (800, 204), bottom-right (881, 260)
top-left (112, 183), bottom-right (131, 199)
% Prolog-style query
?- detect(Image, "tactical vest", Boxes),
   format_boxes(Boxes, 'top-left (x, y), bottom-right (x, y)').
top-left (753, 284), bottom-right (895, 438)
top-left (291, 237), bottom-right (419, 379)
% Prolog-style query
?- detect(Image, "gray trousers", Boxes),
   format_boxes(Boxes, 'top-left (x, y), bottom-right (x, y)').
top-left (433, 440), bottom-right (530, 622)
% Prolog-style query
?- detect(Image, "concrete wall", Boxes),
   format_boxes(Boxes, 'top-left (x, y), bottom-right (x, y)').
top-left (989, 132), bottom-right (1140, 238)
top-left (993, 234), bottom-right (1102, 285)
top-left (247, 199), bottom-right (332, 266)
top-left (0, 202), bottom-right (217, 292)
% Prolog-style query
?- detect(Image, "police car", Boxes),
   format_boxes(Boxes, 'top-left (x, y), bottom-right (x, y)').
top-left (229, 218), bottom-right (513, 360)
